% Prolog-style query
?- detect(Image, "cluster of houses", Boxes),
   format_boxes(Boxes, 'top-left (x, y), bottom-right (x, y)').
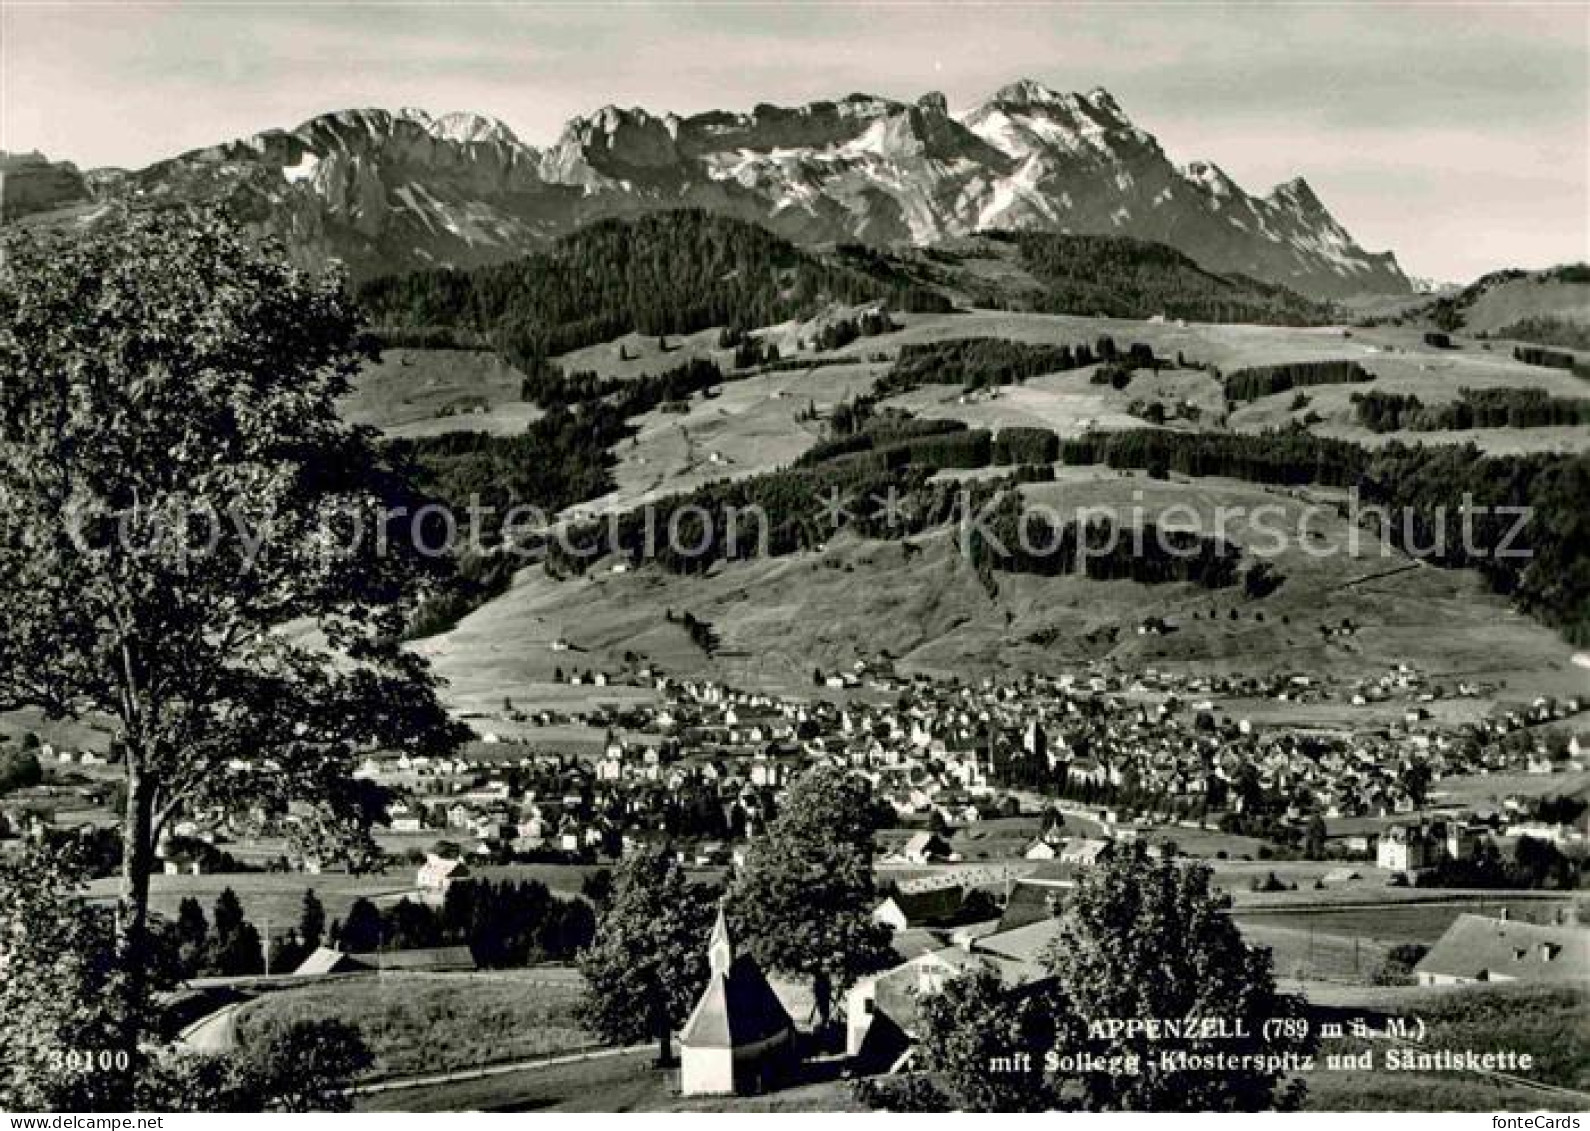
top-left (317, 664), bottom-right (1590, 873)
top-left (3, 656), bottom-right (1583, 900)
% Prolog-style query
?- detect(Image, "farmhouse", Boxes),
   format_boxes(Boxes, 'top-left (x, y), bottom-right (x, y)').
top-left (417, 853), bottom-right (470, 902)
top-left (845, 945), bottom-right (1005, 1063)
top-left (845, 916), bottom-right (1060, 1063)
top-left (896, 831), bottom-right (953, 864)
top-left (872, 885), bottom-right (965, 931)
top-left (678, 909), bottom-right (797, 1096)
top-left (1414, 914), bottom-right (1588, 986)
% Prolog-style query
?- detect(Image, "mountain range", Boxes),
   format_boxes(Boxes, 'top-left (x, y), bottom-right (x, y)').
top-left (2, 80), bottom-right (1412, 299)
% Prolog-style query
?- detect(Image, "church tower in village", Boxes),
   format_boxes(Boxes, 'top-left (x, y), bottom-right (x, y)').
top-left (707, 906), bottom-right (734, 973)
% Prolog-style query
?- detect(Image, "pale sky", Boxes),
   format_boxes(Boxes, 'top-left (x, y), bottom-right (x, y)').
top-left (2, 1), bottom-right (1586, 282)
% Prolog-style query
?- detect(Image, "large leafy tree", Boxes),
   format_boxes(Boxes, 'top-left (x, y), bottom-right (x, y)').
top-left (0, 207), bottom-right (464, 1077)
top-left (1042, 841), bottom-right (1313, 1111)
top-left (577, 847), bottom-right (717, 1063)
top-left (906, 843), bottom-right (1312, 1112)
top-left (728, 763), bottom-right (895, 1031)
top-left (914, 966), bottom-right (1068, 1112)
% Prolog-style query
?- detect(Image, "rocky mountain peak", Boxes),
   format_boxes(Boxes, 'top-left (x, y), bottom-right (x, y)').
top-left (1182, 160), bottom-right (1239, 196)
top-left (59, 79), bottom-right (1412, 298)
top-left (1268, 175), bottom-right (1326, 214)
top-left (427, 111), bottom-right (521, 146)
top-left (988, 77), bottom-right (1068, 108)
top-left (1083, 86), bottom-right (1123, 116)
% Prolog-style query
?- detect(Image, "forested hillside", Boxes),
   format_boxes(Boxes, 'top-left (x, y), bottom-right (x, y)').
top-left (528, 398), bottom-right (1589, 644)
top-left (356, 213), bottom-right (1342, 379)
top-left (357, 210), bottom-right (933, 366)
top-left (1000, 232), bottom-right (1337, 325)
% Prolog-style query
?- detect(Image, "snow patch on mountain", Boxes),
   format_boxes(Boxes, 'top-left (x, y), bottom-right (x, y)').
top-left (281, 151), bottom-right (319, 184)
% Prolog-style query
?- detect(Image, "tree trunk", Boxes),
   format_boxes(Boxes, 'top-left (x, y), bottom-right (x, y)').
top-left (113, 763), bottom-right (156, 1089)
top-left (653, 997), bottom-right (676, 1067)
top-left (813, 972), bottom-right (833, 1034)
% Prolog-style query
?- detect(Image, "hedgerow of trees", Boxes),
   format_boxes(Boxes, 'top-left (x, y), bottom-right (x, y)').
top-left (1222, 359), bottom-right (1372, 402)
top-left (1352, 387), bottom-right (1590, 433)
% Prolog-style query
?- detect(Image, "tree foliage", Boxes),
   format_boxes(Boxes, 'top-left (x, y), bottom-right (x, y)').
top-left (1042, 842), bottom-right (1313, 1111)
top-left (0, 843), bottom-right (371, 1111)
top-left (1222, 359), bottom-right (1372, 402)
top-left (908, 842), bottom-right (1313, 1112)
top-left (914, 967), bottom-right (1067, 1111)
top-left (577, 847), bottom-right (717, 1061)
top-left (727, 764), bottom-right (895, 1028)
top-left (0, 844), bottom-right (129, 1109)
top-left (0, 745), bottom-right (43, 793)
top-left (1353, 387), bottom-right (1590, 433)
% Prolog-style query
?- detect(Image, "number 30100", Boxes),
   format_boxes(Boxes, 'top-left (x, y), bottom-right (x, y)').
top-left (49, 1049), bottom-right (131, 1071)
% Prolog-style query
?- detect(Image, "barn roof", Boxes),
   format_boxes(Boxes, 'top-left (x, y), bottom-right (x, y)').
top-left (1414, 914), bottom-right (1587, 985)
top-left (348, 945), bottom-right (477, 972)
top-left (292, 946), bottom-right (372, 977)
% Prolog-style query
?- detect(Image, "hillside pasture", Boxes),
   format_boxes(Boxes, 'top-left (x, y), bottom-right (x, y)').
top-left (838, 309), bottom-right (1374, 374)
top-left (1431, 769), bottom-right (1590, 806)
top-left (233, 969), bottom-right (593, 1080)
top-left (82, 871), bottom-right (421, 931)
top-left (1459, 277), bottom-right (1590, 336)
top-left (1233, 896), bottom-right (1580, 948)
top-left (577, 359), bottom-right (884, 518)
top-left (341, 348), bottom-right (543, 438)
top-left (1232, 337), bottom-right (1590, 454)
top-left (551, 325), bottom-right (732, 383)
top-left (359, 309), bottom-right (1588, 713)
top-left (878, 365), bottom-right (1223, 436)
top-left (418, 467), bottom-right (1584, 708)
top-left (0, 706), bottom-right (116, 754)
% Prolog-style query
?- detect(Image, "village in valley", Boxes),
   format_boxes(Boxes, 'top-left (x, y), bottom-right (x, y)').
top-left (5, 643), bottom-right (1585, 1109)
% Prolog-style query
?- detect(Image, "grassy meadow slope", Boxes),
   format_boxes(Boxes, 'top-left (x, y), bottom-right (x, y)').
top-left (233, 970), bottom-right (592, 1080)
top-left (416, 464), bottom-right (1585, 717)
top-left (1451, 276), bottom-right (1590, 337)
top-left (345, 294), bottom-right (1590, 717)
top-left (556, 308), bottom-right (1588, 523)
top-left (340, 347), bottom-right (542, 439)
